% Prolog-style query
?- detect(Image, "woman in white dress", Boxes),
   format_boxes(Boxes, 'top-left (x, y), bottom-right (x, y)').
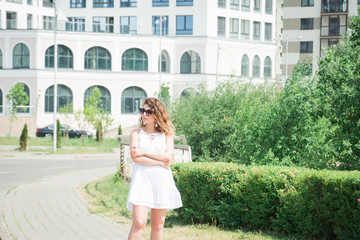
top-left (127, 97), bottom-right (182, 240)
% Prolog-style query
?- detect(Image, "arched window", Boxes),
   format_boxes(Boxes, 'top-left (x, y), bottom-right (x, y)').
top-left (121, 86), bottom-right (147, 114)
top-left (0, 49), bottom-right (3, 69)
top-left (241, 54), bottom-right (249, 77)
top-left (45, 84), bottom-right (73, 113)
top-left (45, 45), bottom-right (73, 69)
top-left (84, 85), bottom-right (111, 113)
top-left (122, 48), bottom-right (148, 71)
top-left (84, 46), bottom-right (111, 70)
top-left (252, 55), bottom-right (261, 78)
top-left (180, 50), bottom-right (201, 74)
top-left (13, 43), bottom-right (30, 69)
top-left (158, 50), bottom-right (170, 73)
top-left (0, 88), bottom-right (3, 113)
top-left (180, 88), bottom-right (197, 98)
top-left (264, 56), bottom-right (272, 78)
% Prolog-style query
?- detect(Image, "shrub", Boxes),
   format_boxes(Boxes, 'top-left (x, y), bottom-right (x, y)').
top-left (173, 162), bottom-right (360, 239)
top-left (19, 124), bottom-right (28, 150)
top-left (56, 119), bottom-right (61, 148)
top-left (118, 124), bottom-right (122, 142)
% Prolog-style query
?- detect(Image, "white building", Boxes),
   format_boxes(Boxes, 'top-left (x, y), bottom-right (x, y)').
top-left (282, 0), bottom-right (359, 81)
top-left (0, 0), bottom-right (277, 137)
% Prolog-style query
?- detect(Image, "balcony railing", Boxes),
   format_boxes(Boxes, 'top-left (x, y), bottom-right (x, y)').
top-left (321, 26), bottom-right (346, 36)
top-left (93, 23), bottom-right (114, 33)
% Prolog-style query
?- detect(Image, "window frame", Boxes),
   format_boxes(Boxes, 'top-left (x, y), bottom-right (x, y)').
top-left (252, 55), bottom-right (261, 78)
top-left (176, 15), bottom-right (193, 35)
top-left (121, 48), bottom-right (148, 72)
top-left (265, 22), bottom-right (272, 41)
top-left (300, 41), bottom-right (313, 53)
top-left (84, 85), bottom-right (111, 113)
top-left (45, 44), bottom-right (74, 69)
top-left (66, 17), bottom-right (85, 31)
top-left (84, 46), bottom-right (112, 70)
top-left (217, 16), bottom-right (226, 37)
top-left (301, 18), bottom-right (314, 30)
top-left (241, 19), bottom-right (250, 39)
top-left (254, 0), bottom-right (261, 12)
top-left (121, 0), bottom-right (137, 7)
top-left (93, 16), bottom-right (114, 33)
top-left (120, 16), bottom-right (137, 34)
top-left (253, 21), bottom-right (261, 40)
top-left (301, 0), bottom-right (314, 7)
top-left (70, 0), bottom-right (86, 8)
top-left (13, 43), bottom-right (30, 69)
top-left (180, 50), bottom-right (201, 74)
top-left (177, 0), bottom-right (193, 6)
top-left (45, 84), bottom-right (73, 113)
top-left (218, 0), bottom-right (226, 8)
top-left (230, 0), bottom-right (239, 10)
top-left (152, 16), bottom-right (169, 35)
top-left (152, 0), bottom-right (169, 7)
top-left (230, 18), bottom-right (239, 38)
top-left (264, 56), bottom-right (272, 78)
top-left (241, 0), bottom-right (250, 11)
top-left (93, 0), bottom-right (114, 8)
top-left (265, 0), bottom-right (272, 14)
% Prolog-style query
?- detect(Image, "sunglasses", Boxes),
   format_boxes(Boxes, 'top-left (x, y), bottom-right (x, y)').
top-left (139, 108), bottom-right (153, 116)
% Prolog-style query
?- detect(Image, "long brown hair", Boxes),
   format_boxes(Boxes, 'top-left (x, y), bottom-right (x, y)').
top-left (139, 97), bottom-right (174, 136)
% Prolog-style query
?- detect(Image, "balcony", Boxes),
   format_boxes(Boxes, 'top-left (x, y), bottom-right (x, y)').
top-left (321, 0), bottom-right (347, 13)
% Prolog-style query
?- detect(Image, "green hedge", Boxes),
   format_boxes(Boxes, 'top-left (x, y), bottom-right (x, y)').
top-left (172, 163), bottom-right (360, 239)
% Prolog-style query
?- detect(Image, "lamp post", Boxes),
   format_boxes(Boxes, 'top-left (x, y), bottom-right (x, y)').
top-left (155, 16), bottom-right (167, 95)
top-left (285, 34), bottom-right (302, 79)
top-left (53, 1), bottom-right (58, 152)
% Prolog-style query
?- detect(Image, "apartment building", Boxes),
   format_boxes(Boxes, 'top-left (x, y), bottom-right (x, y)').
top-left (0, 0), bottom-right (277, 136)
top-left (282, 0), bottom-right (359, 80)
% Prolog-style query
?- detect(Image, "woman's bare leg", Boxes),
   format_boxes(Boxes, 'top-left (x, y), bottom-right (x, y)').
top-left (128, 205), bottom-right (149, 240)
top-left (150, 209), bottom-right (167, 240)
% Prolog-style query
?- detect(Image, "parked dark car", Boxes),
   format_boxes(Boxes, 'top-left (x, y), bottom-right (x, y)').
top-left (36, 124), bottom-right (93, 138)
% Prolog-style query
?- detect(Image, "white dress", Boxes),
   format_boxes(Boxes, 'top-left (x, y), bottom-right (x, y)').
top-left (126, 129), bottom-right (183, 211)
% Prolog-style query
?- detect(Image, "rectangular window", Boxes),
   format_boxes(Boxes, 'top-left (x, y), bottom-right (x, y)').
top-left (230, 0), bottom-right (239, 9)
top-left (6, 0), bottom-right (23, 3)
top-left (43, 0), bottom-right (54, 7)
top-left (93, 17), bottom-right (114, 33)
top-left (177, 0), bottom-right (193, 6)
top-left (27, 0), bottom-right (32, 4)
top-left (218, 16), bottom-right (226, 37)
top-left (254, 0), bottom-right (260, 11)
top-left (253, 21), bottom-right (261, 40)
top-left (153, 0), bottom-right (169, 7)
top-left (70, 0), bottom-right (86, 8)
top-left (300, 41), bottom-right (313, 53)
top-left (358, 0), bottom-right (360, 4)
top-left (66, 17), bottom-right (85, 31)
top-left (301, 0), bottom-right (314, 6)
top-left (265, 22), bottom-right (272, 41)
top-left (301, 18), bottom-right (314, 30)
top-left (121, 16), bottom-right (137, 34)
top-left (176, 15), bottom-right (193, 35)
top-left (241, 20), bottom-right (250, 39)
top-left (152, 16), bottom-right (169, 35)
top-left (6, 12), bottom-right (17, 29)
top-left (43, 16), bottom-right (54, 30)
top-left (265, 0), bottom-right (272, 14)
top-left (230, 18), bottom-right (239, 38)
top-left (93, 0), bottom-right (114, 8)
top-left (121, 0), bottom-right (137, 7)
top-left (218, 0), bottom-right (226, 8)
top-left (27, 14), bottom-right (32, 29)
top-left (241, 0), bottom-right (250, 11)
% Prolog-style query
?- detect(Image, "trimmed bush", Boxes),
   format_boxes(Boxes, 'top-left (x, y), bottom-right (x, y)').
top-left (172, 162), bottom-right (360, 239)
top-left (19, 124), bottom-right (28, 150)
top-left (56, 119), bottom-right (61, 148)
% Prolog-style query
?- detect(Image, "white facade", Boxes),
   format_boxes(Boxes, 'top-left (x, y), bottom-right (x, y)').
top-left (0, 0), bottom-right (277, 137)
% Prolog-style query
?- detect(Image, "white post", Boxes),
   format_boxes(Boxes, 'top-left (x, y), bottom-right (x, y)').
top-left (53, 1), bottom-right (58, 152)
top-left (216, 43), bottom-right (220, 87)
top-left (285, 34), bottom-right (288, 80)
top-left (159, 17), bottom-right (162, 95)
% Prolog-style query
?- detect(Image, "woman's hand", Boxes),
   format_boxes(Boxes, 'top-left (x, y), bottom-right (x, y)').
top-left (160, 161), bottom-right (170, 170)
top-left (130, 146), bottom-right (145, 159)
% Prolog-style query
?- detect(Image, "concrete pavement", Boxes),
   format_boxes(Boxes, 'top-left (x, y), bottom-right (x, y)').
top-left (0, 164), bottom-right (129, 240)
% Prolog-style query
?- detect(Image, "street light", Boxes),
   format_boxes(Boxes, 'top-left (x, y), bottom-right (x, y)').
top-left (285, 35), bottom-right (302, 79)
top-left (53, 1), bottom-right (58, 152)
top-left (155, 16), bottom-right (167, 95)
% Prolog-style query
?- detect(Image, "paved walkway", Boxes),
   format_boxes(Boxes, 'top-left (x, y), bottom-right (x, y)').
top-left (0, 167), bottom-right (128, 240)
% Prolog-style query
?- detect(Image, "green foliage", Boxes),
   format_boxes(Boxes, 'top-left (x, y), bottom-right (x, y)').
top-left (118, 124), bottom-right (122, 142)
top-left (96, 121), bottom-right (102, 142)
top-left (173, 162), bottom-right (360, 239)
top-left (83, 87), bottom-right (113, 143)
top-left (172, 11), bottom-right (360, 170)
top-left (56, 119), bottom-right (61, 148)
top-left (6, 82), bottom-right (30, 135)
top-left (19, 124), bottom-right (28, 150)
top-left (158, 83), bottom-right (171, 107)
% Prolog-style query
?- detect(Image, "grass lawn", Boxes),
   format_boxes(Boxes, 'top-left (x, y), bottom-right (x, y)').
top-left (80, 174), bottom-right (303, 240)
top-left (0, 136), bottom-right (120, 154)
